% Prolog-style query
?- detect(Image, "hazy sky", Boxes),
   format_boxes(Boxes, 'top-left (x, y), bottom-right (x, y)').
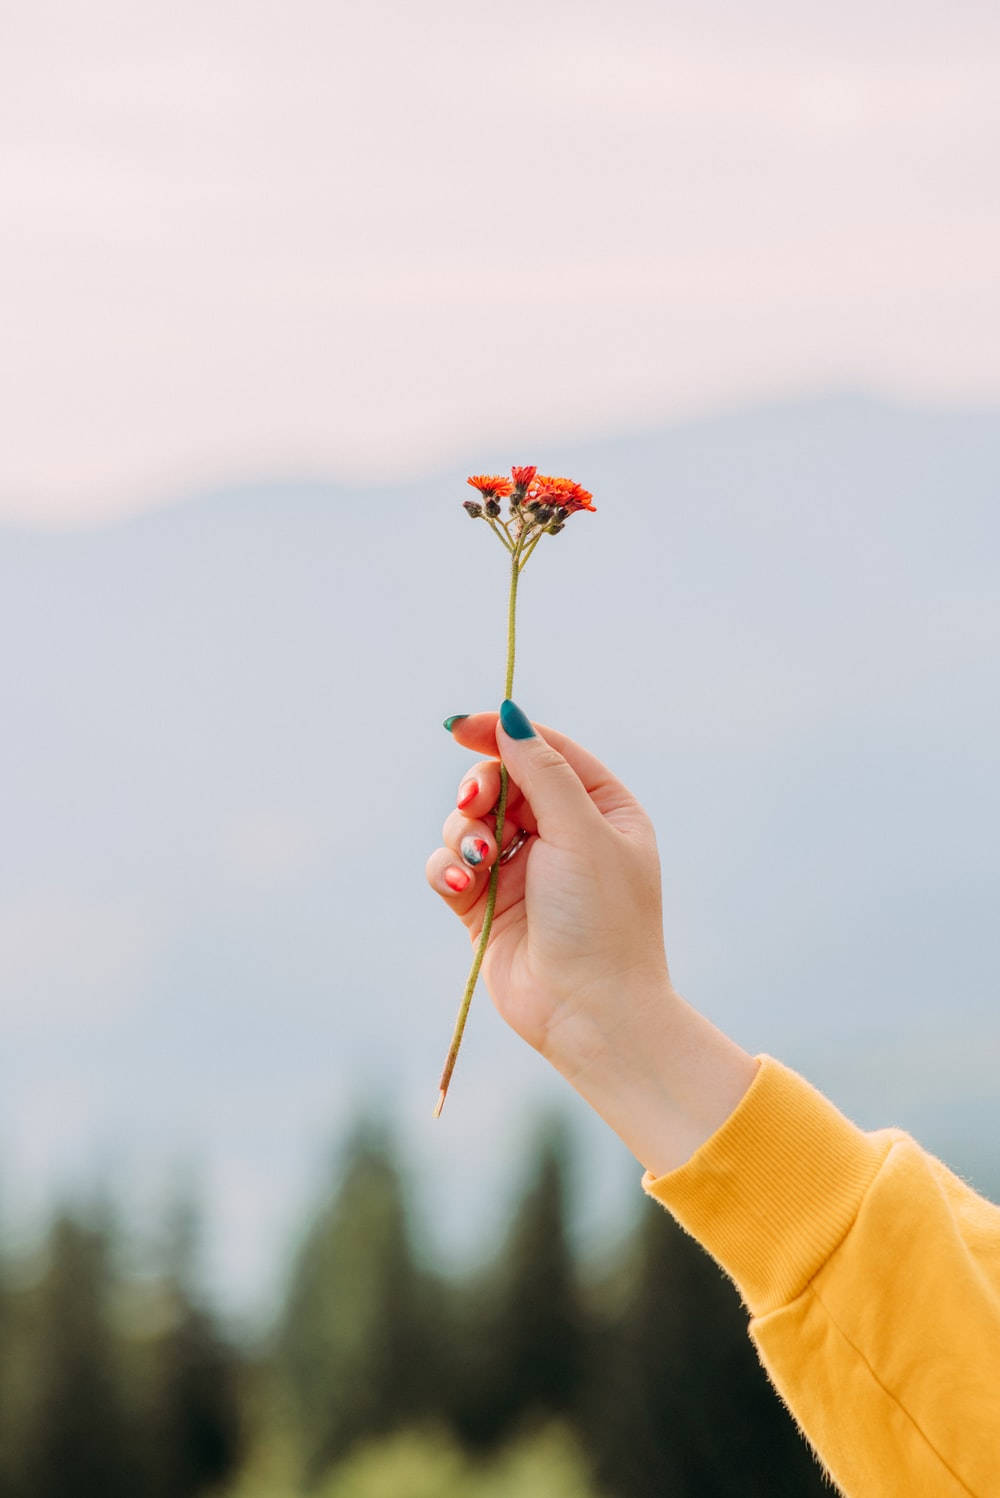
top-left (3, 0), bottom-right (1000, 523)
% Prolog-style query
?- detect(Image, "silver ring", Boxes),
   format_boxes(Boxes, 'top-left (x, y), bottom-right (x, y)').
top-left (498, 827), bottom-right (532, 864)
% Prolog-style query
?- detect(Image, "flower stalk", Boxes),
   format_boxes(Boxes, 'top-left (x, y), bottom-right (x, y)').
top-left (434, 466), bottom-right (595, 1117)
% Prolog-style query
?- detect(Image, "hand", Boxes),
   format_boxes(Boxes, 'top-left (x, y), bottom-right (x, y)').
top-left (427, 703), bottom-right (759, 1175)
top-left (427, 705), bottom-right (673, 1070)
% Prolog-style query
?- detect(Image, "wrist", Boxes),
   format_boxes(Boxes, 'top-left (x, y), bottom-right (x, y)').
top-left (543, 975), bottom-right (760, 1178)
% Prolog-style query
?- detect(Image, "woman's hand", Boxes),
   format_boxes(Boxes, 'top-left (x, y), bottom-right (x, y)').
top-left (426, 702), bottom-right (759, 1176)
top-left (426, 704), bottom-right (672, 1069)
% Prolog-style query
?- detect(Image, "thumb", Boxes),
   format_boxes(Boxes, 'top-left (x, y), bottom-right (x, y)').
top-left (496, 699), bottom-right (605, 843)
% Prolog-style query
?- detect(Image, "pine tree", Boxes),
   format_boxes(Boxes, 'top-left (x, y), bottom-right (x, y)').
top-left (142, 1188), bottom-right (246, 1498)
top-left (277, 1116), bottom-right (432, 1485)
top-left (445, 1113), bottom-right (586, 1452)
top-left (17, 1209), bottom-right (142, 1498)
top-left (499, 1114), bottom-right (585, 1429)
top-left (585, 1201), bottom-right (831, 1498)
top-left (0, 1195), bottom-right (14, 1498)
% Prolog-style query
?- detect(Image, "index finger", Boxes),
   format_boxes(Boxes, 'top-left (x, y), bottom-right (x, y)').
top-left (454, 758), bottom-right (537, 835)
top-left (446, 710), bottom-right (630, 813)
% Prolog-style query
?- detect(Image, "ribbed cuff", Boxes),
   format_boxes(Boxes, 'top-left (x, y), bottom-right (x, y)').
top-left (641, 1054), bottom-right (899, 1317)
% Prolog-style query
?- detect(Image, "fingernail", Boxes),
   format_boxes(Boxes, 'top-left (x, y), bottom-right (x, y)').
top-left (460, 835), bottom-right (489, 867)
top-left (443, 866), bottom-right (472, 892)
top-left (499, 699), bottom-right (535, 739)
top-left (457, 780), bottom-right (479, 809)
top-left (443, 714), bottom-right (469, 732)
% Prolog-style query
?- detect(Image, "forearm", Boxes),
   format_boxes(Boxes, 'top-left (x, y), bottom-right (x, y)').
top-left (541, 975), bottom-right (760, 1177)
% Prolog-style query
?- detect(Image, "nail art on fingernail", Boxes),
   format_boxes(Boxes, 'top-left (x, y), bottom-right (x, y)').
top-left (457, 780), bottom-right (478, 809)
top-left (444, 866), bottom-right (472, 892)
top-left (460, 835), bottom-right (489, 867)
top-left (443, 714), bottom-right (469, 732)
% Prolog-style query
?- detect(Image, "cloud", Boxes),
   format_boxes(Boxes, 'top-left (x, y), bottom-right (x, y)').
top-left (1, 3), bottom-right (999, 523)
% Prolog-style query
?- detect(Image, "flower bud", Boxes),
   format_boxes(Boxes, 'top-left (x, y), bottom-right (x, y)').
top-left (535, 505), bottom-right (554, 523)
top-left (547, 522), bottom-right (565, 534)
top-left (484, 497), bottom-right (501, 517)
top-left (463, 500), bottom-right (483, 518)
top-left (555, 506), bottom-right (569, 522)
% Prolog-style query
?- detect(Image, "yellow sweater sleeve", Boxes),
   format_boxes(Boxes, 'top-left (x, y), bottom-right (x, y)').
top-left (641, 1053), bottom-right (1000, 1498)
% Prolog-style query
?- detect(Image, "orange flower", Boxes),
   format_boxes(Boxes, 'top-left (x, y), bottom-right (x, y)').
top-left (527, 473), bottom-right (596, 513)
top-left (467, 474), bottom-right (514, 498)
top-left (510, 464), bottom-right (537, 489)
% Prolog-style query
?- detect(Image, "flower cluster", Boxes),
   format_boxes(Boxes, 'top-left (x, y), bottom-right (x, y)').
top-left (464, 465), bottom-right (596, 541)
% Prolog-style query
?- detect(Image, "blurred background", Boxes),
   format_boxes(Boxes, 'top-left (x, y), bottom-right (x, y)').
top-left (2, 3), bottom-right (999, 1494)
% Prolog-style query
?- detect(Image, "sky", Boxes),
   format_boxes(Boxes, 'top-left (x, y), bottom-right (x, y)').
top-left (1, 4), bottom-right (999, 1318)
top-left (2, 0), bottom-right (1000, 525)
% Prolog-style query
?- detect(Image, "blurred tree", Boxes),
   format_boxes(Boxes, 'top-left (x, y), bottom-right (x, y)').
top-left (277, 1117), bottom-right (433, 1486)
top-left (444, 1114), bottom-right (586, 1452)
top-left (0, 1208), bottom-right (15, 1498)
top-left (145, 1292), bottom-right (247, 1498)
top-left (16, 1208), bottom-right (141, 1498)
top-left (584, 1203), bottom-right (829, 1498)
top-left (141, 1188), bottom-right (247, 1498)
top-left (502, 1117), bottom-right (585, 1426)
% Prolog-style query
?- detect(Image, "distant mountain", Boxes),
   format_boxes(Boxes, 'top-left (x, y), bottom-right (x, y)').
top-left (2, 389), bottom-right (998, 1321)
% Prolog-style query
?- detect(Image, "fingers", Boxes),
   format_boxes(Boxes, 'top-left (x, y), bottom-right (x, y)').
top-left (441, 809), bottom-right (496, 869)
top-left (426, 745), bottom-right (539, 927)
top-left (424, 845), bottom-right (488, 912)
top-left (425, 822), bottom-right (529, 928)
top-left (440, 803), bottom-right (529, 863)
top-left (453, 759), bottom-right (538, 836)
top-left (426, 801), bottom-right (508, 909)
top-left (454, 760), bottom-right (502, 819)
top-left (495, 703), bottom-right (605, 842)
top-left (446, 709), bottom-right (636, 823)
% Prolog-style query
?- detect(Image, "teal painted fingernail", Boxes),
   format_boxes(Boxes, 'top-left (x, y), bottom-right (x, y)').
top-left (499, 699), bottom-right (535, 739)
top-left (443, 714), bottom-right (469, 732)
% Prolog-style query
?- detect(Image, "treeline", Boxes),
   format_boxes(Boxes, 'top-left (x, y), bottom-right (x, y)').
top-left (0, 1115), bottom-right (830, 1497)
top-left (269, 1112), bottom-right (831, 1496)
top-left (0, 1196), bottom-right (243, 1498)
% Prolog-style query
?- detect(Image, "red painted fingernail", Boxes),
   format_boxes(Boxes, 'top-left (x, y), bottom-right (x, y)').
top-left (457, 780), bottom-right (478, 809)
top-left (444, 866), bottom-right (472, 892)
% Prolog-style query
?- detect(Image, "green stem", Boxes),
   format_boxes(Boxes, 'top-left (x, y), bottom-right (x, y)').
top-left (434, 534), bottom-right (523, 1116)
top-left (504, 535), bottom-right (519, 696)
top-left (485, 516), bottom-right (513, 551)
top-left (517, 528), bottom-right (545, 571)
